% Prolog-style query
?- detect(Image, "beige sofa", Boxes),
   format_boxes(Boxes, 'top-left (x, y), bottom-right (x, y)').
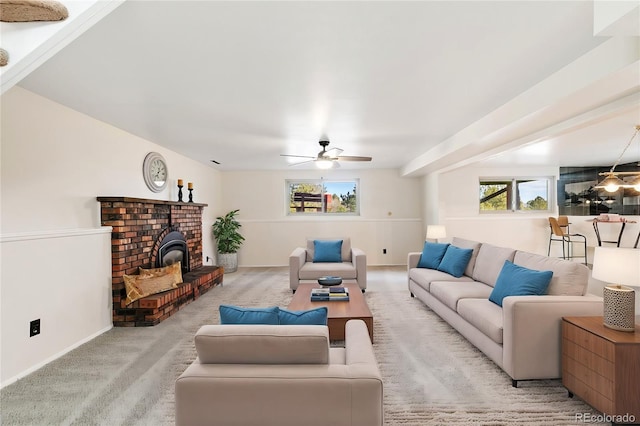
top-left (289, 237), bottom-right (367, 292)
top-left (408, 237), bottom-right (603, 387)
top-left (175, 320), bottom-right (383, 426)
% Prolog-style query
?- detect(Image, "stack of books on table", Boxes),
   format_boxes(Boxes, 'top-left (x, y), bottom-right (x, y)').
top-left (310, 287), bottom-right (349, 301)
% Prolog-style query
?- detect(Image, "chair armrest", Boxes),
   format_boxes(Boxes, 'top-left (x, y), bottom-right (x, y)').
top-left (351, 247), bottom-right (367, 289)
top-left (408, 252), bottom-right (421, 269)
top-left (344, 320), bottom-right (384, 424)
top-left (345, 320), bottom-right (376, 366)
top-left (289, 247), bottom-right (307, 289)
top-left (502, 294), bottom-right (603, 380)
top-left (407, 252), bottom-right (421, 287)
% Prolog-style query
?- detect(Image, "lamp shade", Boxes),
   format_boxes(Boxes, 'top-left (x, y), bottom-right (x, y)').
top-left (594, 172), bottom-right (625, 193)
top-left (426, 225), bottom-right (446, 241)
top-left (592, 247), bottom-right (640, 286)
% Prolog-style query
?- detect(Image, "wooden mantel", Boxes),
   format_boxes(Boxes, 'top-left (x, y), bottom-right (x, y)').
top-left (96, 196), bottom-right (208, 207)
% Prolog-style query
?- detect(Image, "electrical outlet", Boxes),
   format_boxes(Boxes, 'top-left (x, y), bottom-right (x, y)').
top-left (30, 319), bottom-right (41, 337)
top-left (383, 249), bottom-right (387, 254)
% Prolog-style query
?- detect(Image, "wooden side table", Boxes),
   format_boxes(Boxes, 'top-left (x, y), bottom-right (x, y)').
top-left (562, 316), bottom-right (640, 424)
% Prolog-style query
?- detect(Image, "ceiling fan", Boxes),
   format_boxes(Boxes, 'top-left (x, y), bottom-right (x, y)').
top-left (281, 140), bottom-right (372, 169)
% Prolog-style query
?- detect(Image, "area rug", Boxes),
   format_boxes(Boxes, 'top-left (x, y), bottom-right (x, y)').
top-left (0, 266), bottom-right (605, 425)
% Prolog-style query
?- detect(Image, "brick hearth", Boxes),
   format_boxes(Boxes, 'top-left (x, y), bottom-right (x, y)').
top-left (97, 197), bottom-right (223, 326)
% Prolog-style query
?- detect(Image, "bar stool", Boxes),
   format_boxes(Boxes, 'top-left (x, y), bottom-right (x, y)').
top-left (557, 215), bottom-right (570, 232)
top-left (548, 216), bottom-right (569, 255)
top-left (548, 217), bottom-right (587, 265)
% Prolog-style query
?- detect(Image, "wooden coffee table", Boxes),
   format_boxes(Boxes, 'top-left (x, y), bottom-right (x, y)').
top-left (288, 282), bottom-right (373, 342)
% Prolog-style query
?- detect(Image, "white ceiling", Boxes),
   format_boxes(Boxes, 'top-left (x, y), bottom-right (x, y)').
top-left (13, 1), bottom-right (640, 173)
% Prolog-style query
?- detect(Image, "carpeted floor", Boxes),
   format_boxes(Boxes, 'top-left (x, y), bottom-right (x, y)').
top-left (0, 266), bottom-right (605, 425)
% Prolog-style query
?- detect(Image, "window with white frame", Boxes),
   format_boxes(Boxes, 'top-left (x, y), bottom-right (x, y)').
top-left (287, 179), bottom-right (359, 215)
top-left (479, 177), bottom-right (551, 213)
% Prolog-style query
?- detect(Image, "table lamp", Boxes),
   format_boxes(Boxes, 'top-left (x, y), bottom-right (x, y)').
top-left (592, 247), bottom-right (640, 332)
top-left (426, 225), bottom-right (446, 243)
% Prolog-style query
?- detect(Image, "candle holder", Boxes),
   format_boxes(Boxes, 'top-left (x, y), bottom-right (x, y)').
top-left (177, 183), bottom-right (184, 202)
top-left (188, 188), bottom-right (193, 203)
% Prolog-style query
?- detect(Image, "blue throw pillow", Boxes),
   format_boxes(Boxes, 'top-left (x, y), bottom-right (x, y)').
top-left (279, 307), bottom-right (328, 325)
top-left (313, 240), bottom-right (343, 263)
top-left (437, 245), bottom-right (473, 278)
top-left (489, 261), bottom-right (553, 307)
top-left (219, 305), bottom-right (280, 324)
top-left (417, 242), bottom-right (450, 269)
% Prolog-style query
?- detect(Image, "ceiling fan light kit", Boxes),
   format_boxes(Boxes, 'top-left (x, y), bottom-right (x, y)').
top-left (594, 125), bottom-right (640, 193)
top-left (315, 158), bottom-right (334, 169)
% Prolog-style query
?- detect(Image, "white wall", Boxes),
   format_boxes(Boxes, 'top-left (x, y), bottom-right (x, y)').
top-left (430, 165), bottom-right (640, 259)
top-left (1, 229), bottom-right (112, 386)
top-left (425, 165), bottom-right (557, 253)
top-left (221, 169), bottom-right (424, 265)
top-left (0, 87), bottom-right (223, 386)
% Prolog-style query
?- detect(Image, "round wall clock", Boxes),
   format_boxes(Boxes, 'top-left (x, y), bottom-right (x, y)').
top-left (142, 152), bottom-right (168, 193)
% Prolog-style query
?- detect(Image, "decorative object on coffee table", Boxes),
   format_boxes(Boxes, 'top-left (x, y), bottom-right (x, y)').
top-left (212, 209), bottom-right (244, 273)
top-left (318, 276), bottom-right (342, 286)
top-left (592, 247), bottom-right (639, 332)
top-left (310, 287), bottom-right (349, 301)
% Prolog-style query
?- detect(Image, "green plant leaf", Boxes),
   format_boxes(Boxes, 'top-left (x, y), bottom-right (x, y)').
top-left (212, 209), bottom-right (245, 253)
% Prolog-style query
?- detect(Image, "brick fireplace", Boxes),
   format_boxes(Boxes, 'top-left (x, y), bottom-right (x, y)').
top-left (97, 197), bottom-right (223, 326)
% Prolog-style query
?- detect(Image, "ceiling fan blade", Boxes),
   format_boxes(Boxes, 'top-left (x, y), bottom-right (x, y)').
top-left (325, 147), bottom-right (343, 157)
top-left (280, 154), bottom-right (316, 159)
top-left (335, 155), bottom-right (372, 162)
top-left (287, 159), bottom-right (315, 167)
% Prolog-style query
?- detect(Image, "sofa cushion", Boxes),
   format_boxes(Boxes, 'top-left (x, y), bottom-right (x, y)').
top-left (313, 240), bottom-right (343, 262)
top-left (409, 268), bottom-right (473, 292)
top-left (513, 251), bottom-right (589, 296)
top-left (278, 307), bottom-right (328, 325)
top-left (299, 262), bottom-right (357, 280)
top-left (457, 299), bottom-right (504, 344)
top-left (306, 238), bottom-right (352, 262)
top-left (429, 281), bottom-right (493, 312)
top-left (219, 305), bottom-right (280, 325)
top-left (417, 242), bottom-right (450, 269)
top-left (472, 244), bottom-right (516, 287)
top-left (194, 324), bottom-right (330, 364)
top-left (437, 245), bottom-right (473, 277)
top-left (488, 261), bottom-right (553, 307)
top-left (451, 237), bottom-right (482, 277)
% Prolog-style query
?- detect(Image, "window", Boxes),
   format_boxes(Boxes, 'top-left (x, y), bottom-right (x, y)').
top-left (287, 179), bottom-right (359, 215)
top-left (558, 165), bottom-right (640, 216)
top-left (479, 177), bottom-right (550, 213)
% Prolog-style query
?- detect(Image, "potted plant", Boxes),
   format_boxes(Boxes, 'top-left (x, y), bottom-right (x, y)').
top-left (212, 209), bottom-right (245, 273)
